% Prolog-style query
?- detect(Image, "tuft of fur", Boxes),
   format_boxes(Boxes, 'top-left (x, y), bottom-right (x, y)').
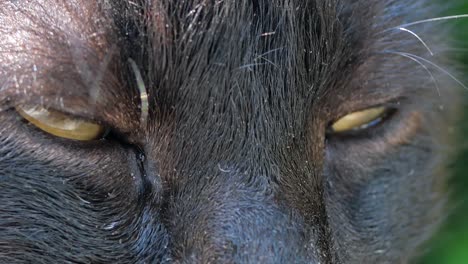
top-left (0, 0), bottom-right (462, 263)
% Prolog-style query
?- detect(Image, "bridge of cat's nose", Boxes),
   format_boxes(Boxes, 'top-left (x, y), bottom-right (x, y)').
top-left (162, 171), bottom-right (323, 263)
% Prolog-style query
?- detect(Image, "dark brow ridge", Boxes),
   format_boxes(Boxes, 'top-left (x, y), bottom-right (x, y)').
top-left (0, 0), bottom-right (440, 119)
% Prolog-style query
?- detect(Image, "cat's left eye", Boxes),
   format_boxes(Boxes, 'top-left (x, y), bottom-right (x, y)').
top-left (16, 105), bottom-right (106, 141)
top-left (329, 106), bottom-right (390, 134)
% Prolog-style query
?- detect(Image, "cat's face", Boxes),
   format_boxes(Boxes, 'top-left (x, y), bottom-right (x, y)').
top-left (0, 0), bottom-right (460, 263)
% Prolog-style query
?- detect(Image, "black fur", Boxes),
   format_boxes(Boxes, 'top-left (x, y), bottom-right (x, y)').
top-left (0, 0), bottom-right (460, 263)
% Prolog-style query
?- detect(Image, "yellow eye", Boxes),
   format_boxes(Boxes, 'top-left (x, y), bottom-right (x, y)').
top-left (16, 105), bottom-right (105, 141)
top-left (330, 107), bottom-right (389, 133)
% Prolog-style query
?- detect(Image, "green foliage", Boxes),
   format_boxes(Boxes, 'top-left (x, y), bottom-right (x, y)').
top-left (418, 1), bottom-right (468, 263)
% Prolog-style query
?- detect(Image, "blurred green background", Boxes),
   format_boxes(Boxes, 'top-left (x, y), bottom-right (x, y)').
top-left (418, 1), bottom-right (468, 263)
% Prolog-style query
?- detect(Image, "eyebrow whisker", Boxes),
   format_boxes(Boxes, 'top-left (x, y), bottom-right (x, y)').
top-left (397, 27), bottom-right (434, 56)
top-left (128, 58), bottom-right (149, 127)
top-left (384, 14), bottom-right (468, 31)
top-left (386, 51), bottom-right (440, 97)
top-left (89, 45), bottom-right (116, 106)
top-left (387, 51), bottom-right (468, 91)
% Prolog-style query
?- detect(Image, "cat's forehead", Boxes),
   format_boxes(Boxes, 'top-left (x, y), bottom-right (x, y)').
top-left (0, 0), bottom-right (428, 122)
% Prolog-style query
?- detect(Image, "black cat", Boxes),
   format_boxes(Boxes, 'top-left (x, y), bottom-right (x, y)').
top-left (0, 0), bottom-right (462, 263)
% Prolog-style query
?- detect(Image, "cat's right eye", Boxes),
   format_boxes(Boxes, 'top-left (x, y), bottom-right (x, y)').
top-left (328, 106), bottom-right (391, 134)
top-left (16, 105), bottom-right (106, 141)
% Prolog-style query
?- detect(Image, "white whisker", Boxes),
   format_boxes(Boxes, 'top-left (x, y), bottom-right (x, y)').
top-left (255, 56), bottom-right (279, 68)
top-left (251, 47), bottom-right (285, 69)
top-left (255, 47), bottom-right (284, 58)
top-left (390, 14), bottom-right (468, 29)
top-left (129, 58), bottom-right (149, 126)
top-left (398, 27), bottom-right (434, 56)
top-left (90, 45), bottom-right (116, 105)
top-left (237, 63), bottom-right (267, 70)
top-left (397, 51), bottom-right (468, 91)
top-left (388, 51), bottom-right (440, 96)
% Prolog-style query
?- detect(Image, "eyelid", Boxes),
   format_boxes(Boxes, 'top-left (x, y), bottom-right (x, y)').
top-left (16, 105), bottom-right (106, 141)
top-left (329, 106), bottom-right (390, 134)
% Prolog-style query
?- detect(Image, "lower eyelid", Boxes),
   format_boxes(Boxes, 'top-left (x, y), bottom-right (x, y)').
top-left (384, 111), bottom-right (422, 146)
